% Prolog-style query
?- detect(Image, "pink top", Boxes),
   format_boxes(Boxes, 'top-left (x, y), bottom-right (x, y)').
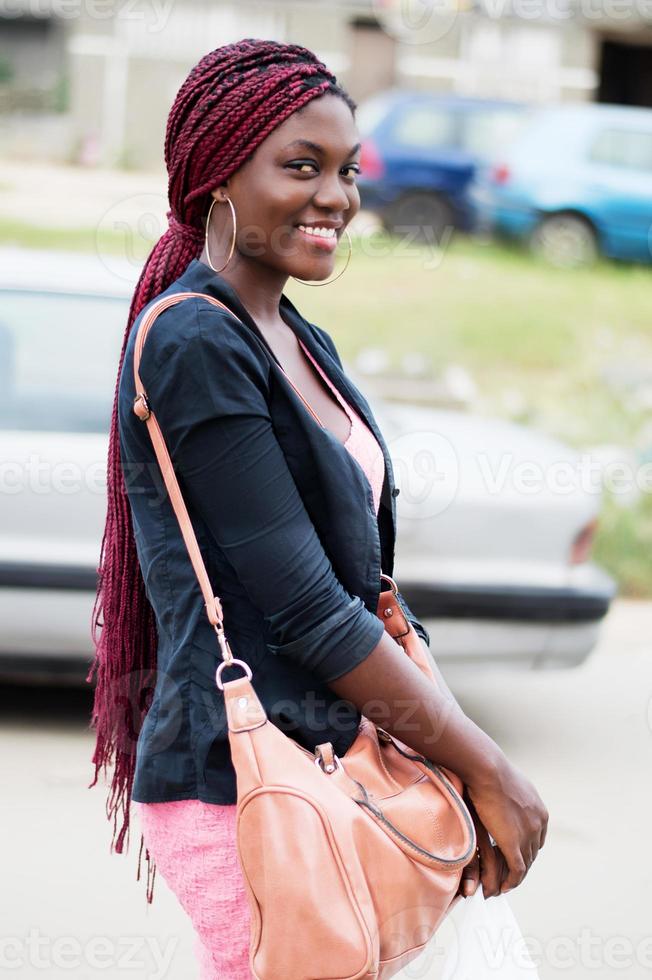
top-left (279, 339), bottom-right (385, 515)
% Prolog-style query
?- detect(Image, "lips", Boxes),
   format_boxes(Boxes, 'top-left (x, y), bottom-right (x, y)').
top-left (295, 223), bottom-right (338, 237)
top-left (294, 224), bottom-right (339, 251)
top-left (295, 219), bottom-right (343, 230)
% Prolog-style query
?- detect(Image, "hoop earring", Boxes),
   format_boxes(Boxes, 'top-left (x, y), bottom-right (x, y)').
top-left (291, 227), bottom-right (352, 286)
top-left (205, 195), bottom-right (237, 273)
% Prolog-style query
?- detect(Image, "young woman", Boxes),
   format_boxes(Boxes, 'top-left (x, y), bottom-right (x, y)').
top-left (87, 38), bottom-right (548, 980)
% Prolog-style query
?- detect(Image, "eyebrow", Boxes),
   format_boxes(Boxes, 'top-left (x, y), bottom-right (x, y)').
top-left (281, 139), bottom-right (361, 157)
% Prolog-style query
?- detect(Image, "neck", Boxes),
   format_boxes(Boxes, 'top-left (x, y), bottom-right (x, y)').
top-left (197, 251), bottom-right (289, 326)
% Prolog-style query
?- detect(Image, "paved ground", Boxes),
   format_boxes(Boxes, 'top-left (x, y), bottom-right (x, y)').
top-left (1, 597), bottom-right (650, 978)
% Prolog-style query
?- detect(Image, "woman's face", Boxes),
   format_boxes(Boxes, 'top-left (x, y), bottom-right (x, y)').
top-left (210, 93), bottom-right (361, 282)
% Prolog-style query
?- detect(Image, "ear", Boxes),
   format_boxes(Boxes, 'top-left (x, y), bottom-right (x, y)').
top-left (211, 183), bottom-right (229, 203)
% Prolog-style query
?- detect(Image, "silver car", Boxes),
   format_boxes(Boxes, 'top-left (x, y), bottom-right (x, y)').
top-left (0, 247), bottom-right (615, 682)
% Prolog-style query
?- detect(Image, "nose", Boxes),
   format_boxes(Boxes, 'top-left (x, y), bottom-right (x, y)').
top-left (311, 169), bottom-right (351, 213)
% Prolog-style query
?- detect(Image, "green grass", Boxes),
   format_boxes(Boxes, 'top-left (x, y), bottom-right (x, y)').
top-left (593, 493), bottom-right (652, 598)
top-left (0, 218), bottom-right (153, 259)
top-left (3, 220), bottom-right (650, 595)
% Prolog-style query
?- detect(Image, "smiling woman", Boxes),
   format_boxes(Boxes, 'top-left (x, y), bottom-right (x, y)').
top-left (87, 35), bottom-right (548, 980)
top-left (201, 104), bottom-right (361, 284)
top-left (88, 38), bottom-right (386, 978)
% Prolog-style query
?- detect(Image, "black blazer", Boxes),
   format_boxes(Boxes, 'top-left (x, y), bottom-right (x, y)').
top-left (118, 257), bottom-right (429, 804)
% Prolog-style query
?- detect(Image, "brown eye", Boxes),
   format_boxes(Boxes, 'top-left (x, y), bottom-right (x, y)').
top-left (287, 161), bottom-right (360, 179)
top-left (287, 161), bottom-right (318, 174)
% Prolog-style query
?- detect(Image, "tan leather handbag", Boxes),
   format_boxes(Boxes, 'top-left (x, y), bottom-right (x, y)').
top-left (133, 292), bottom-right (478, 980)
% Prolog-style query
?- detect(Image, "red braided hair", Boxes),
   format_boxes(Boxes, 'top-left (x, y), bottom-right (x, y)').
top-left (86, 37), bottom-right (356, 902)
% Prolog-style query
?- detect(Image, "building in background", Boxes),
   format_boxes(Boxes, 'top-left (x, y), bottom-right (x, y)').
top-left (0, 0), bottom-right (650, 168)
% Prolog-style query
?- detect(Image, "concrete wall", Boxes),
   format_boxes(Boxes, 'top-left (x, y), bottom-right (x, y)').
top-left (1, 0), bottom-right (651, 168)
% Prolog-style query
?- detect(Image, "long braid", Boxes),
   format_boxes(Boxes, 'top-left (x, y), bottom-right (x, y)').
top-left (86, 37), bottom-right (356, 903)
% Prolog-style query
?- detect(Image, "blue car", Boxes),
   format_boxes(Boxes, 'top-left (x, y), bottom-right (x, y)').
top-left (468, 102), bottom-right (652, 266)
top-left (356, 90), bottom-right (528, 242)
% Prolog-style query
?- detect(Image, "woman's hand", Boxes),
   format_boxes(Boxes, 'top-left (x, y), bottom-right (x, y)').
top-left (460, 760), bottom-right (549, 898)
top-left (329, 629), bottom-right (548, 899)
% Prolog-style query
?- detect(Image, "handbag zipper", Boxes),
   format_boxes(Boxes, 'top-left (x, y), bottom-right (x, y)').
top-left (292, 730), bottom-right (476, 867)
top-left (374, 728), bottom-right (476, 864)
top-left (350, 775), bottom-right (475, 868)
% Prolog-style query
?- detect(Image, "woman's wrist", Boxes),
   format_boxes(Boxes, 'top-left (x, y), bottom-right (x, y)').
top-left (452, 713), bottom-right (508, 790)
top-left (464, 749), bottom-right (506, 792)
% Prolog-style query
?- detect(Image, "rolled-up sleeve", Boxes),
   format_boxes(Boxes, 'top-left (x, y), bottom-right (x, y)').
top-left (138, 300), bottom-right (384, 685)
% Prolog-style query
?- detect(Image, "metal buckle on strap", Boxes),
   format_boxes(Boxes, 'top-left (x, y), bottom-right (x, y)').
top-left (215, 657), bottom-right (252, 690)
top-left (380, 572), bottom-right (398, 594)
top-left (213, 620), bottom-right (234, 663)
top-left (133, 392), bottom-right (151, 420)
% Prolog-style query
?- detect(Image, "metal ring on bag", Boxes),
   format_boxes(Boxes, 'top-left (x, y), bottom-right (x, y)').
top-left (314, 754), bottom-right (344, 774)
top-left (380, 572), bottom-right (399, 594)
top-left (215, 657), bottom-right (253, 690)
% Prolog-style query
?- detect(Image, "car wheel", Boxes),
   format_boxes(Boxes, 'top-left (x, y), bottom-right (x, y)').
top-left (529, 212), bottom-right (599, 268)
top-left (382, 193), bottom-right (454, 246)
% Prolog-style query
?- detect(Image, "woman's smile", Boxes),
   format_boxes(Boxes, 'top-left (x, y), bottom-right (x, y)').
top-left (294, 223), bottom-right (340, 252)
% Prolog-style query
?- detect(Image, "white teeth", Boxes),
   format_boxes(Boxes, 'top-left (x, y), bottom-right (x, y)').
top-left (298, 225), bottom-right (336, 238)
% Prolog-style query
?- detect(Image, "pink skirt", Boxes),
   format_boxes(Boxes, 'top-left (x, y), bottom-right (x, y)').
top-left (135, 799), bottom-right (253, 979)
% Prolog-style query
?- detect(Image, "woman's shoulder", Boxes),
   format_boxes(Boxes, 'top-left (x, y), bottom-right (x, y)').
top-left (130, 283), bottom-right (268, 386)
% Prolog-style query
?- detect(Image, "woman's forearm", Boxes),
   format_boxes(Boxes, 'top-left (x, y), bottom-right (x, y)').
top-left (328, 629), bottom-right (505, 787)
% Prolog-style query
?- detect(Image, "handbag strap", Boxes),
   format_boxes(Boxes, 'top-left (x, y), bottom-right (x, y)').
top-left (131, 290), bottom-right (239, 663)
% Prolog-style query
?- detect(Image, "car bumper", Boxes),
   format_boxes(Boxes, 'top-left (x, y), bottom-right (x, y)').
top-left (400, 577), bottom-right (615, 624)
top-left (0, 561), bottom-right (97, 683)
top-left (0, 561), bottom-right (617, 679)
top-left (420, 617), bottom-right (606, 669)
top-left (398, 565), bottom-right (617, 668)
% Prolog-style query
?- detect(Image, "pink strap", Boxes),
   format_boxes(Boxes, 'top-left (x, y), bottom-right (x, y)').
top-left (279, 339), bottom-right (352, 433)
top-left (132, 291), bottom-right (239, 633)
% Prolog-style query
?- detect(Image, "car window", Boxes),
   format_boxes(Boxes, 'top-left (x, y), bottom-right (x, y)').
top-left (0, 290), bottom-right (129, 433)
top-left (389, 105), bottom-right (456, 148)
top-left (460, 108), bottom-right (527, 157)
top-left (588, 126), bottom-right (652, 172)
